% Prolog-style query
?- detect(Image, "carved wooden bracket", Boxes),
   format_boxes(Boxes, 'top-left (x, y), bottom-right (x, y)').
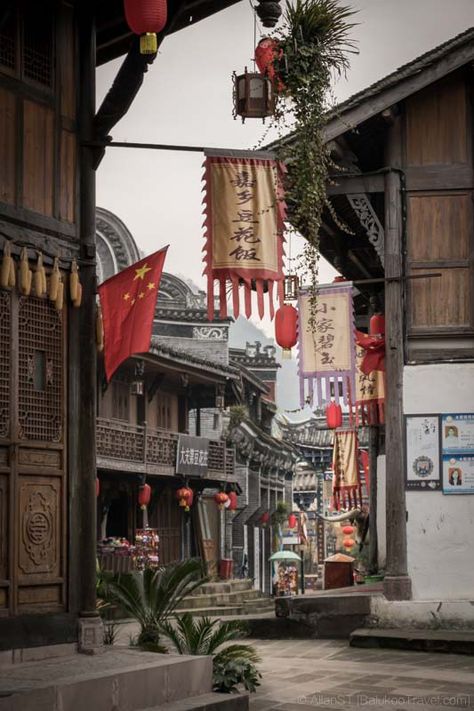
top-left (347, 193), bottom-right (385, 266)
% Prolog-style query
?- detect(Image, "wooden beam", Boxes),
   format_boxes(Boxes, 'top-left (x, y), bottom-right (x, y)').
top-left (323, 44), bottom-right (474, 142)
top-left (405, 164), bottom-right (473, 191)
top-left (327, 173), bottom-right (385, 195)
top-left (383, 116), bottom-right (412, 601)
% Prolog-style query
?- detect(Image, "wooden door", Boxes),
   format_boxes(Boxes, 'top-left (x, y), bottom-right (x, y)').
top-left (149, 486), bottom-right (182, 564)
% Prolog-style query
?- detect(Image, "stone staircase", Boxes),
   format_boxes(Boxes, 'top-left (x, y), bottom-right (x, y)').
top-left (177, 579), bottom-right (274, 618)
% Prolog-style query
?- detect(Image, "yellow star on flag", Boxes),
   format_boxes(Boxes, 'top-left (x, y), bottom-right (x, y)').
top-left (123, 293), bottom-right (130, 301)
top-left (134, 263), bottom-right (152, 281)
top-left (138, 292), bottom-right (145, 299)
top-left (147, 282), bottom-right (156, 291)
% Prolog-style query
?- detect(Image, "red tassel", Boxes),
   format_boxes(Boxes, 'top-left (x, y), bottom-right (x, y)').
top-left (268, 280), bottom-right (274, 320)
top-left (256, 280), bottom-right (264, 319)
top-left (219, 276), bottom-right (227, 318)
top-left (207, 275), bottom-right (214, 321)
top-left (231, 273), bottom-right (240, 318)
top-left (244, 280), bottom-right (252, 319)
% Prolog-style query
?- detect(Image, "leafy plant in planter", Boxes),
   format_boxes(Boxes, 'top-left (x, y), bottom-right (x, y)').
top-left (159, 613), bottom-right (261, 693)
top-left (264, 0), bottom-right (357, 313)
top-left (271, 500), bottom-right (290, 551)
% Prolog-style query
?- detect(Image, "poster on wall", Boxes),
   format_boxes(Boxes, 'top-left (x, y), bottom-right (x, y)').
top-left (405, 415), bottom-right (441, 490)
top-left (441, 414), bottom-right (474, 494)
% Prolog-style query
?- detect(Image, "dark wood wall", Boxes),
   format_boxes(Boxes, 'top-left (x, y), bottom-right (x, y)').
top-left (404, 72), bottom-right (474, 359)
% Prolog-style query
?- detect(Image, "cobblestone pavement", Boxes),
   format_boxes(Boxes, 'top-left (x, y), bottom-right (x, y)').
top-left (248, 638), bottom-right (474, 711)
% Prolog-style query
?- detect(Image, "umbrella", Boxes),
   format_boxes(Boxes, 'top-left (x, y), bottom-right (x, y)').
top-left (269, 550), bottom-right (301, 562)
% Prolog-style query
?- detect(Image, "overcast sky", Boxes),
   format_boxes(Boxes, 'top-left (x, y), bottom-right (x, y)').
top-left (96, 0), bottom-right (474, 410)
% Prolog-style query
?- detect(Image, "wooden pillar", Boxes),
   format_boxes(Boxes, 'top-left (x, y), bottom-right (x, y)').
top-left (383, 116), bottom-right (412, 600)
top-left (77, 1), bottom-right (102, 648)
top-left (367, 425), bottom-right (379, 574)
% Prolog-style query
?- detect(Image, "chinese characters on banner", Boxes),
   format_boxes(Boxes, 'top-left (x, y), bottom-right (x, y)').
top-left (297, 283), bottom-right (356, 407)
top-left (332, 430), bottom-right (362, 510)
top-left (176, 434), bottom-right (209, 478)
top-left (354, 335), bottom-right (385, 425)
top-left (202, 150), bottom-right (285, 321)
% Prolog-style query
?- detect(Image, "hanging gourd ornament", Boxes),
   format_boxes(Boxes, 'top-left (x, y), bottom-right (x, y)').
top-left (49, 258), bottom-right (60, 302)
top-left (70, 258), bottom-right (82, 307)
top-left (275, 303), bottom-right (298, 359)
top-left (34, 252), bottom-right (47, 297)
top-left (19, 247), bottom-right (32, 296)
top-left (138, 483), bottom-right (152, 510)
top-left (55, 277), bottom-right (64, 312)
top-left (124, 0), bottom-right (167, 54)
top-left (1, 241), bottom-right (15, 289)
top-left (214, 491), bottom-right (229, 510)
top-left (96, 304), bottom-right (104, 353)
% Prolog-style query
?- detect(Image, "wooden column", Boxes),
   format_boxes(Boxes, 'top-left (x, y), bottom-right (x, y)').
top-left (383, 116), bottom-right (412, 600)
top-left (77, 0), bottom-right (101, 645)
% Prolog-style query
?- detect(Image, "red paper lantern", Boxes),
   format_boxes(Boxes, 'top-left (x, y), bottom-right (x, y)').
top-left (214, 492), bottom-right (229, 510)
top-left (138, 483), bottom-right (152, 510)
top-left (227, 491), bottom-right (238, 511)
top-left (288, 513), bottom-right (297, 529)
top-left (326, 401), bottom-right (342, 429)
top-left (342, 525), bottom-right (354, 536)
top-left (343, 538), bottom-right (355, 548)
top-left (176, 486), bottom-right (193, 512)
top-left (255, 38), bottom-right (284, 91)
top-left (369, 313), bottom-right (385, 336)
top-left (124, 0), bottom-right (167, 54)
top-left (260, 511), bottom-right (270, 525)
top-left (96, 477), bottom-right (100, 498)
top-left (275, 304), bottom-right (298, 358)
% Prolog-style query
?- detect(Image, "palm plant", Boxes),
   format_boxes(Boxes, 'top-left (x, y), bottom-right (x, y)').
top-left (105, 559), bottom-right (207, 649)
top-left (159, 613), bottom-right (261, 692)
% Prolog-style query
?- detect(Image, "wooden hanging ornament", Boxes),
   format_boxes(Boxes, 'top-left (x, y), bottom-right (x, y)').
top-left (49, 258), bottom-right (60, 302)
top-left (70, 258), bottom-right (82, 307)
top-left (96, 304), bottom-right (104, 352)
top-left (1, 241), bottom-right (15, 289)
top-left (19, 247), bottom-right (32, 296)
top-left (34, 252), bottom-right (47, 297)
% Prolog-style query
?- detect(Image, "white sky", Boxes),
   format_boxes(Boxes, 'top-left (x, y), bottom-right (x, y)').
top-left (96, 0), bottom-right (474, 345)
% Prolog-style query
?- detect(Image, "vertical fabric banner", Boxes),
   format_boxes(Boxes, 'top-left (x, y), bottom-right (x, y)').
top-left (202, 150), bottom-right (285, 321)
top-left (297, 283), bottom-right (356, 407)
top-left (332, 430), bottom-right (362, 510)
top-left (354, 334), bottom-right (385, 425)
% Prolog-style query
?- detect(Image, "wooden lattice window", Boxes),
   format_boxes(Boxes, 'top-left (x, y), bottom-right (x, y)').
top-left (18, 296), bottom-right (63, 442)
top-left (0, 4), bottom-right (54, 88)
top-left (0, 290), bottom-right (10, 439)
top-left (0, 10), bottom-right (17, 72)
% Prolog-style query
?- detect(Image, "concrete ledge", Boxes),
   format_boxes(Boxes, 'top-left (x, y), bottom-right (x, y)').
top-left (142, 691), bottom-right (249, 710)
top-left (350, 627), bottom-right (474, 655)
top-left (274, 594), bottom-right (372, 639)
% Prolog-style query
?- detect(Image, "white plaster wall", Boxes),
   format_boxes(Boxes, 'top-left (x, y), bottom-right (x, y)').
top-left (376, 455), bottom-right (386, 570)
top-left (404, 363), bottom-right (474, 601)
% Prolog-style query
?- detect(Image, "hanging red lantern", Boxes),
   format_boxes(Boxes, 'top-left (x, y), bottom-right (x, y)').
top-left (326, 401), bottom-right (342, 429)
top-left (124, 0), bottom-right (167, 54)
top-left (343, 538), bottom-right (355, 549)
top-left (96, 477), bottom-right (100, 498)
top-left (288, 513), bottom-right (297, 529)
top-left (255, 37), bottom-right (284, 91)
top-left (275, 304), bottom-right (298, 359)
top-left (342, 525), bottom-right (354, 536)
top-left (138, 483), bottom-right (152, 510)
top-left (260, 511), bottom-right (270, 526)
top-left (176, 486), bottom-right (193, 512)
top-left (227, 491), bottom-right (238, 511)
top-left (214, 492), bottom-right (229, 510)
top-left (369, 313), bottom-right (385, 336)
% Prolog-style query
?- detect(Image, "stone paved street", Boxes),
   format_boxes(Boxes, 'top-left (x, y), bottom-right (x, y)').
top-left (248, 638), bottom-right (474, 710)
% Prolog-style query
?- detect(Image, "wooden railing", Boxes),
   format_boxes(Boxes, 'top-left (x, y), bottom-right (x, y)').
top-left (96, 418), bottom-right (233, 479)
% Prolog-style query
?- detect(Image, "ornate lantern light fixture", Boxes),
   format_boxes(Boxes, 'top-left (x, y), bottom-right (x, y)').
top-left (233, 68), bottom-right (274, 123)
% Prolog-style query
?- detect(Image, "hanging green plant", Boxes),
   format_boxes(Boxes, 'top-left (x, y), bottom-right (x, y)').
top-left (261, 0), bottom-right (357, 319)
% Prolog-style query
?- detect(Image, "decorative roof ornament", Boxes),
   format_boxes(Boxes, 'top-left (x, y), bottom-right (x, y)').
top-left (255, 0), bottom-right (282, 28)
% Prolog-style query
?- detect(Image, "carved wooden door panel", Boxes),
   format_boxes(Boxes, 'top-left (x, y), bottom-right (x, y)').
top-left (0, 291), bottom-right (67, 616)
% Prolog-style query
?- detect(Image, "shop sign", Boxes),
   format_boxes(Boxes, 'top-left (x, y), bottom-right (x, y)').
top-left (176, 434), bottom-right (209, 478)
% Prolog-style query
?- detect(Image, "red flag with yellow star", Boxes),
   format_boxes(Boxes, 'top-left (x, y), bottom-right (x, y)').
top-left (98, 247), bottom-right (168, 381)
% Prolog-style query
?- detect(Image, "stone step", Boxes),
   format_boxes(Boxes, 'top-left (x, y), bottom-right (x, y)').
top-left (350, 627), bottom-right (474, 655)
top-left (191, 580), bottom-right (253, 596)
top-left (178, 600), bottom-right (274, 618)
top-left (140, 691), bottom-right (249, 710)
top-left (0, 649), bottom-right (212, 711)
top-left (177, 589), bottom-right (262, 610)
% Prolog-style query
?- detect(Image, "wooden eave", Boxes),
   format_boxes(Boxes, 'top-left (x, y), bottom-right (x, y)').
top-left (96, 0), bottom-right (242, 65)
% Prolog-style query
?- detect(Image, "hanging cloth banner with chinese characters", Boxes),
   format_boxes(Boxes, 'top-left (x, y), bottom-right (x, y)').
top-left (332, 430), bottom-right (362, 511)
top-left (202, 149), bottom-right (286, 321)
top-left (297, 283), bottom-right (356, 407)
top-left (355, 333), bottom-right (385, 425)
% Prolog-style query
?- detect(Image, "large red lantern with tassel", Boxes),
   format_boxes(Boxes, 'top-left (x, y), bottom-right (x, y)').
top-left (138, 483), bottom-right (152, 510)
top-left (227, 491), bottom-right (238, 511)
top-left (326, 401), bottom-right (342, 429)
top-left (369, 313), bottom-right (385, 336)
top-left (214, 492), bottom-right (229, 510)
top-left (275, 304), bottom-right (298, 359)
top-left (288, 513), bottom-right (297, 529)
top-left (124, 0), bottom-right (167, 54)
top-left (176, 486), bottom-right (193, 512)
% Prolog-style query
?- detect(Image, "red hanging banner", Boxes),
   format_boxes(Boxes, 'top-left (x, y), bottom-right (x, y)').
top-left (202, 150), bottom-right (285, 320)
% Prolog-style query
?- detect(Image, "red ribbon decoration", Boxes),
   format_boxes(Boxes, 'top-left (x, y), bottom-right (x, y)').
top-left (356, 331), bottom-right (385, 375)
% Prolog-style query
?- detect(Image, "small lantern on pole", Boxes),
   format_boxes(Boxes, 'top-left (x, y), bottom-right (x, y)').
top-left (275, 303), bottom-right (298, 359)
top-left (233, 68), bottom-right (274, 123)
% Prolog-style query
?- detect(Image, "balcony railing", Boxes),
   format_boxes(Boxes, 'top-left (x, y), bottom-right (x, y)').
top-left (96, 417), bottom-right (234, 480)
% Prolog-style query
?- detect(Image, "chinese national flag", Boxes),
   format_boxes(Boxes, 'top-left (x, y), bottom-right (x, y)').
top-left (98, 247), bottom-right (168, 381)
